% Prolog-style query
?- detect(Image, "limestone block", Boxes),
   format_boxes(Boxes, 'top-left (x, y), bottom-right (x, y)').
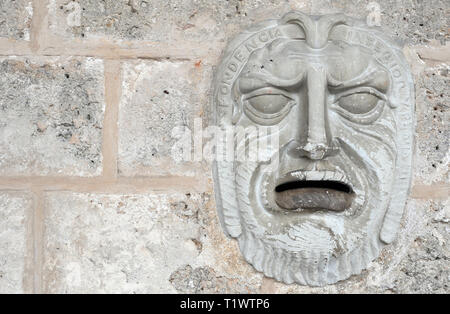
top-left (311, 0), bottom-right (449, 44)
top-left (118, 60), bottom-right (211, 177)
top-left (47, 0), bottom-right (304, 43)
top-left (47, 1), bottom-right (449, 45)
top-left (390, 201), bottom-right (449, 293)
top-left (0, 57), bottom-right (105, 176)
top-left (0, 191), bottom-right (32, 294)
top-left (414, 64), bottom-right (449, 185)
top-left (169, 265), bottom-right (255, 294)
top-left (0, 0), bottom-right (33, 40)
top-left (42, 192), bottom-right (221, 292)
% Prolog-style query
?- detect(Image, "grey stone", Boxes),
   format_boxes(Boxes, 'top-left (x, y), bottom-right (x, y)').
top-left (414, 64), bottom-right (449, 184)
top-left (42, 191), bottom-right (265, 293)
top-left (43, 192), bottom-right (208, 293)
top-left (0, 0), bottom-right (33, 40)
top-left (169, 265), bottom-right (255, 294)
top-left (48, 1), bottom-right (450, 45)
top-left (0, 191), bottom-right (32, 294)
top-left (393, 223), bottom-right (449, 293)
top-left (380, 0), bottom-right (449, 45)
top-left (0, 57), bottom-right (105, 176)
top-left (118, 60), bottom-right (211, 177)
top-left (48, 0), bottom-right (298, 42)
top-left (311, 0), bottom-right (449, 45)
top-left (379, 200), bottom-right (449, 294)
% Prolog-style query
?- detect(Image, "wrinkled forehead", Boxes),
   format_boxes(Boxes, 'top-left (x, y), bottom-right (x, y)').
top-left (239, 38), bottom-right (383, 83)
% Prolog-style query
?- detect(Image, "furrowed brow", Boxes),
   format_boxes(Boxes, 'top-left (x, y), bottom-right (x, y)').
top-left (238, 71), bottom-right (305, 93)
top-left (327, 62), bottom-right (390, 93)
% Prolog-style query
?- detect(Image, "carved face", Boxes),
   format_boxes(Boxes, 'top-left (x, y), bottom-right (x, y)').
top-left (213, 12), bottom-right (414, 286)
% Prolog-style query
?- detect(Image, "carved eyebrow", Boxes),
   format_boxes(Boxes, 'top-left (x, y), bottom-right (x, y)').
top-left (327, 62), bottom-right (390, 93)
top-left (238, 71), bottom-right (305, 93)
top-left (288, 52), bottom-right (343, 59)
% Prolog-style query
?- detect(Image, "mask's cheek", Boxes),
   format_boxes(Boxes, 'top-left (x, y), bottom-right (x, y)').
top-left (330, 109), bottom-right (397, 187)
top-left (233, 115), bottom-right (285, 166)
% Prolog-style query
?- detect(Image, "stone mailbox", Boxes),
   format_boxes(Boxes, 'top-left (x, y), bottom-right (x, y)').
top-left (213, 12), bottom-right (415, 286)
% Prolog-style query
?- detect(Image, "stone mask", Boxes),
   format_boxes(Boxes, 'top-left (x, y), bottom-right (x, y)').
top-left (212, 12), bottom-right (414, 286)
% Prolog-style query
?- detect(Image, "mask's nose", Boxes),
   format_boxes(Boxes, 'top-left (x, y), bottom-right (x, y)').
top-left (290, 65), bottom-right (338, 160)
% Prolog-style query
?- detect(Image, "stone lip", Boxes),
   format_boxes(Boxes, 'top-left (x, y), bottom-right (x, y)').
top-left (274, 170), bottom-right (355, 212)
top-left (275, 182), bottom-right (355, 212)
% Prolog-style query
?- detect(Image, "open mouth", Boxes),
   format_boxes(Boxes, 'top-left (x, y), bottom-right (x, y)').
top-left (275, 179), bottom-right (355, 212)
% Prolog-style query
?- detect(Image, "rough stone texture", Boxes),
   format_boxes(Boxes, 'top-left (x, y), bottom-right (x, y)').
top-left (0, 0), bottom-right (33, 40)
top-left (0, 192), bottom-right (32, 294)
top-left (391, 202), bottom-right (449, 293)
top-left (42, 191), bottom-right (260, 293)
top-left (48, 0), bottom-right (306, 42)
top-left (169, 265), bottom-right (255, 294)
top-left (311, 0), bottom-right (449, 45)
top-left (47, 0), bottom-right (449, 45)
top-left (358, 199), bottom-right (449, 294)
top-left (413, 63), bottom-right (449, 184)
top-left (0, 57), bottom-right (105, 176)
top-left (118, 60), bottom-right (211, 177)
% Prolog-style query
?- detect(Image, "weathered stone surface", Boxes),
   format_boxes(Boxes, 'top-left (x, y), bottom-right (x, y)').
top-left (0, 57), bottom-right (105, 176)
top-left (0, 0), bottom-right (33, 40)
top-left (118, 60), bottom-right (211, 177)
top-left (42, 191), bottom-right (259, 293)
top-left (169, 265), bottom-right (255, 294)
top-left (0, 192), bottom-right (32, 294)
top-left (47, 1), bottom-right (450, 45)
top-left (311, 0), bottom-right (449, 45)
top-left (365, 199), bottom-right (449, 294)
top-left (48, 0), bottom-right (305, 42)
top-left (391, 202), bottom-right (449, 293)
top-left (413, 63), bottom-right (449, 184)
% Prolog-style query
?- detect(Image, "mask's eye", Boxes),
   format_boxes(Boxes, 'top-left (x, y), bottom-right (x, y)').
top-left (243, 93), bottom-right (294, 125)
top-left (338, 93), bottom-right (379, 114)
top-left (247, 94), bottom-right (291, 114)
top-left (332, 87), bottom-right (387, 124)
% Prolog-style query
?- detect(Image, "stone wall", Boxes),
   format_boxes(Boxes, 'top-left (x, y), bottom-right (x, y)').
top-left (0, 0), bottom-right (448, 294)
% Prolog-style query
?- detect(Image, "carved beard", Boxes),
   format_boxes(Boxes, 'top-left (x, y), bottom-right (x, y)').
top-left (232, 109), bottom-right (397, 286)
